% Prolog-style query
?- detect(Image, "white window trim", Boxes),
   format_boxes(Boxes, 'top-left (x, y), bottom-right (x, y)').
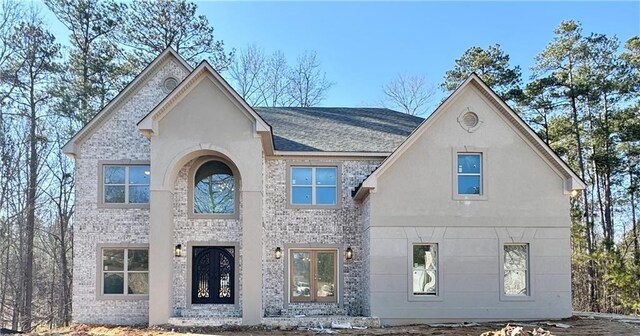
top-left (282, 244), bottom-right (344, 308)
top-left (96, 243), bottom-right (149, 300)
top-left (499, 241), bottom-right (535, 302)
top-left (407, 240), bottom-right (444, 302)
top-left (452, 147), bottom-right (488, 201)
top-left (286, 161), bottom-right (342, 209)
top-left (97, 160), bottom-right (150, 209)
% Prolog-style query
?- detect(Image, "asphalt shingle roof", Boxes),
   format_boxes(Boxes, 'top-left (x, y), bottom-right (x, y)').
top-left (254, 107), bottom-right (424, 152)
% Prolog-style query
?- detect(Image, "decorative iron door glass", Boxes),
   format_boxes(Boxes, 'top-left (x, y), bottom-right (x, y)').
top-left (291, 167), bottom-right (337, 205)
top-left (192, 246), bottom-right (235, 304)
top-left (412, 244), bottom-right (438, 295)
top-left (290, 249), bottom-right (337, 302)
top-left (457, 154), bottom-right (482, 195)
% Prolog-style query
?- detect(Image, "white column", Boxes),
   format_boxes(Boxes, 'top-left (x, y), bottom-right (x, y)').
top-left (148, 189), bottom-right (174, 325)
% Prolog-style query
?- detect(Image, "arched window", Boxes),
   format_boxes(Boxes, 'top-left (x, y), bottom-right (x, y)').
top-left (193, 160), bottom-right (235, 214)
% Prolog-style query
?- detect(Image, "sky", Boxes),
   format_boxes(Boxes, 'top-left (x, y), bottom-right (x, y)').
top-left (41, 1), bottom-right (640, 114)
top-left (196, 1), bottom-right (640, 112)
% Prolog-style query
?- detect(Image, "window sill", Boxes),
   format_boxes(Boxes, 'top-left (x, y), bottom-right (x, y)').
top-left (407, 294), bottom-right (444, 302)
top-left (97, 294), bottom-right (149, 301)
top-left (499, 295), bottom-right (535, 302)
top-left (286, 204), bottom-right (342, 210)
top-left (188, 213), bottom-right (239, 220)
top-left (452, 194), bottom-right (488, 201)
top-left (97, 203), bottom-right (150, 209)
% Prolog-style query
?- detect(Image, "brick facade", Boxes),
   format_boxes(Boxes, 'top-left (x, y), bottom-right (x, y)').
top-left (262, 159), bottom-right (380, 317)
top-left (71, 56), bottom-right (381, 325)
top-left (171, 160), bottom-right (243, 318)
top-left (71, 59), bottom-right (189, 325)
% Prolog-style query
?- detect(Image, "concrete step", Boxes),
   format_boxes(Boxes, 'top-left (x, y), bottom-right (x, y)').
top-left (167, 315), bottom-right (381, 328)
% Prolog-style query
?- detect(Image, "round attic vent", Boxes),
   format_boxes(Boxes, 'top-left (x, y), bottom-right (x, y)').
top-left (162, 77), bottom-right (178, 93)
top-left (457, 108), bottom-right (482, 132)
top-left (462, 112), bottom-right (479, 128)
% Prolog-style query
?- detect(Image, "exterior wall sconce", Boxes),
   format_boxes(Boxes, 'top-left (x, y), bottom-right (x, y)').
top-left (275, 247), bottom-right (282, 259)
top-left (345, 247), bottom-right (354, 260)
top-left (175, 244), bottom-right (182, 257)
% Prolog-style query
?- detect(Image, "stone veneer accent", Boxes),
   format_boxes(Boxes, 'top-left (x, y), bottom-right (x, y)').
top-left (262, 159), bottom-right (380, 317)
top-left (171, 160), bottom-right (243, 318)
top-left (72, 59), bottom-right (189, 325)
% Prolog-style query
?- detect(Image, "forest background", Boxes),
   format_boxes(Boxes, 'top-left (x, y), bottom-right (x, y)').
top-left (0, 0), bottom-right (638, 331)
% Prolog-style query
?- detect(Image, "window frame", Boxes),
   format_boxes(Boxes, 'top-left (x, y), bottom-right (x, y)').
top-left (499, 242), bottom-right (535, 302)
top-left (285, 246), bottom-right (341, 305)
top-left (187, 157), bottom-right (240, 219)
top-left (452, 147), bottom-right (488, 201)
top-left (98, 161), bottom-right (151, 209)
top-left (286, 162), bottom-right (342, 209)
top-left (410, 243), bottom-right (440, 296)
top-left (407, 240), bottom-right (444, 302)
top-left (96, 244), bottom-right (149, 300)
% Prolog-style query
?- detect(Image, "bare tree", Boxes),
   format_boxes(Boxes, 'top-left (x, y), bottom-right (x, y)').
top-left (228, 44), bottom-right (267, 106)
top-left (262, 51), bottom-right (292, 106)
top-left (227, 46), bottom-right (332, 107)
top-left (382, 74), bottom-right (435, 116)
top-left (4, 10), bottom-right (60, 330)
top-left (287, 51), bottom-right (333, 107)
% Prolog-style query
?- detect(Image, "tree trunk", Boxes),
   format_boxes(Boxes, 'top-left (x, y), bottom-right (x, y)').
top-left (22, 77), bottom-right (38, 331)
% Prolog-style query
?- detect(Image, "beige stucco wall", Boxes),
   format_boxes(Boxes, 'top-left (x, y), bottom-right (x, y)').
top-left (367, 85), bottom-right (572, 323)
top-left (148, 75), bottom-right (264, 324)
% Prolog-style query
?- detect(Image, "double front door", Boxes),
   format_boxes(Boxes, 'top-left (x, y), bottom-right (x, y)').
top-left (192, 246), bottom-right (235, 304)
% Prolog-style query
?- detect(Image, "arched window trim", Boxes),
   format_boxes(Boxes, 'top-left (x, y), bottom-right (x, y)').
top-left (187, 156), bottom-right (240, 219)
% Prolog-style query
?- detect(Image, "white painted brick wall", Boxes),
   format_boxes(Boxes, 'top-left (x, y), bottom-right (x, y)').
top-left (72, 59), bottom-right (189, 325)
top-left (262, 159), bottom-right (380, 317)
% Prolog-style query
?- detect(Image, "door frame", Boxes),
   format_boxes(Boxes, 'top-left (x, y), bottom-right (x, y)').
top-left (186, 241), bottom-right (240, 308)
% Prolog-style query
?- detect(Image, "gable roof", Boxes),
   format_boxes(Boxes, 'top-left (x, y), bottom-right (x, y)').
top-left (353, 73), bottom-right (586, 200)
top-left (62, 47), bottom-right (192, 156)
top-left (254, 107), bottom-right (423, 152)
top-left (137, 61), bottom-right (271, 138)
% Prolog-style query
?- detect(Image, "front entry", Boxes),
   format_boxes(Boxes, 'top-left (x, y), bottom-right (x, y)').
top-left (192, 246), bottom-right (235, 304)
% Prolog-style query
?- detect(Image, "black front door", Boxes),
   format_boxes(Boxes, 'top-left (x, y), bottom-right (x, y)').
top-left (192, 246), bottom-right (235, 304)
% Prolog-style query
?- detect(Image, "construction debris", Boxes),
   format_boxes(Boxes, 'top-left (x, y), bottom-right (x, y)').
top-left (330, 322), bottom-right (352, 329)
top-left (480, 324), bottom-right (555, 336)
top-left (543, 322), bottom-right (571, 328)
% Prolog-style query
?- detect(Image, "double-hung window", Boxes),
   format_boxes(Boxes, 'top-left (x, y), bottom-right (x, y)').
top-left (504, 244), bottom-right (529, 296)
top-left (290, 166), bottom-right (338, 206)
top-left (412, 244), bottom-right (438, 295)
top-left (103, 165), bottom-right (150, 204)
top-left (290, 249), bottom-right (337, 303)
top-left (101, 248), bottom-right (149, 296)
top-left (457, 153), bottom-right (482, 195)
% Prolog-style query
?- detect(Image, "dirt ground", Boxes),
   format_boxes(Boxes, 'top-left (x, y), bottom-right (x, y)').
top-left (26, 315), bottom-right (640, 336)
